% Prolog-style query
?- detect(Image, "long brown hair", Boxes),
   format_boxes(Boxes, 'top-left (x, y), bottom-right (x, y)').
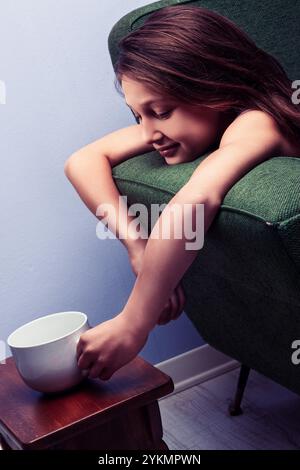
top-left (114, 5), bottom-right (300, 147)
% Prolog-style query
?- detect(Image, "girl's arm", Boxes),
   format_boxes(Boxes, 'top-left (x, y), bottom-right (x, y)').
top-left (76, 110), bottom-right (282, 380)
top-left (65, 152), bottom-right (148, 260)
top-left (121, 111), bottom-right (282, 333)
top-left (64, 125), bottom-right (154, 263)
top-left (64, 125), bottom-right (154, 253)
top-left (65, 126), bottom-right (184, 321)
top-left (121, 188), bottom-right (219, 333)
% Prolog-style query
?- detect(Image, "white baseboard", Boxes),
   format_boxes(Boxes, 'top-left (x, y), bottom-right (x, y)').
top-left (155, 344), bottom-right (239, 399)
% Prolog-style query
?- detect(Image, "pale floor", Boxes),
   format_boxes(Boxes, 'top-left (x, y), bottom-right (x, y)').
top-left (159, 368), bottom-right (300, 450)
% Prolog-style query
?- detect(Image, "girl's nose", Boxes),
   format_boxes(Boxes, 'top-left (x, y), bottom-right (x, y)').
top-left (142, 124), bottom-right (164, 146)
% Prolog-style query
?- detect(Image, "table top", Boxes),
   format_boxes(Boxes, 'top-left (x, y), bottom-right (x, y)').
top-left (0, 356), bottom-right (173, 449)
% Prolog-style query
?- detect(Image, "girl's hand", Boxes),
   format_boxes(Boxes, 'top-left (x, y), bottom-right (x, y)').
top-left (77, 312), bottom-right (149, 381)
top-left (157, 282), bottom-right (186, 325)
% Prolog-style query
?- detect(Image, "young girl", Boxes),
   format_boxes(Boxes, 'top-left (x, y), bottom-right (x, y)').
top-left (64, 5), bottom-right (300, 381)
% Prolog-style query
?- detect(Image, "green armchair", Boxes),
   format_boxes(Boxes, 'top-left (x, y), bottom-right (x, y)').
top-left (108, 0), bottom-right (300, 413)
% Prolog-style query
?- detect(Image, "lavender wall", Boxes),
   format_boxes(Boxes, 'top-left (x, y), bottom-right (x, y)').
top-left (0, 0), bottom-right (204, 365)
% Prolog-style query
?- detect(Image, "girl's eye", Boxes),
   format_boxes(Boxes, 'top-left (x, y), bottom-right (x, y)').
top-left (134, 110), bottom-right (171, 124)
top-left (156, 111), bottom-right (171, 119)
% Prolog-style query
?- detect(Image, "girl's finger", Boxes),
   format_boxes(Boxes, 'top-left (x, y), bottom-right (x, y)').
top-left (88, 361), bottom-right (104, 379)
top-left (77, 352), bottom-right (93, 370)
top-left (168, 289), bottom-right (179, 320)
top-left (172, 283), bottom-right (186, 320)
top-left (171, 287), bottom-right (181, 319)
top-left (76, 340), bottom-right (83, 361)
top-left (157, 284), bottom-right (184, 325)
top-left (99, 367), bottom-right (114, 381)
top-left (157, 300), bottom-right (171, 325)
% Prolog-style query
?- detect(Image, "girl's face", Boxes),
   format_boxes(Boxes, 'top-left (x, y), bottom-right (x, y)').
top-left (121, 76), bottom-right (225, 165)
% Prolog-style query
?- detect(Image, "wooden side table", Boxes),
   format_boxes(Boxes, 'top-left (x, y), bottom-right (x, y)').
top-left (0, 356), bottom-right (174, 450)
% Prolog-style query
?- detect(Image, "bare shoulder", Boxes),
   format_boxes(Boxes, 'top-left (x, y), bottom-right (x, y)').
top-left (187, 110), bottom-right (291, 203)
top-left (220, 109), bottom-right (300, 157)
top-left (220, 110), bottom-right (282, 153)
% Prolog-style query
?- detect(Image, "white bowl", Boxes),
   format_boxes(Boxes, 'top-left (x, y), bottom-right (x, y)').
top-left (7, 311), bottom-right (90, 394)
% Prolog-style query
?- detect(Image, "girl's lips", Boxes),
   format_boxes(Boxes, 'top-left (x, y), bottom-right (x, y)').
top-left (159, 144), bottom-right (179, 157)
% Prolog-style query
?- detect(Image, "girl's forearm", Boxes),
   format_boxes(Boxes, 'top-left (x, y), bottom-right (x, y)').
top-left (122, 190), bottom-right (221, 333)
top-left (64, 153), bottom-right (148, 254)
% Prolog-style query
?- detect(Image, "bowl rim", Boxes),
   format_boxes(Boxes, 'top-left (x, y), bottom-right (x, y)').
top-left (7, 311), bottom-right (88, 349)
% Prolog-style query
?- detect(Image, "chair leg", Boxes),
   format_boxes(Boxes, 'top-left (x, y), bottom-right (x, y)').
top-left (228, 364), bottom-right (250, 416)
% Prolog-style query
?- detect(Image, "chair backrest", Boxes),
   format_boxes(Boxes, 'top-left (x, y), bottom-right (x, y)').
top-left (108, 0), bottom-right (300, 81)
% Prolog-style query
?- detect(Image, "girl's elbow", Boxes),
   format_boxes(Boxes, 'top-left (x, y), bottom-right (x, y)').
top-left (64, 159), bottom-right (71, 176)
top-left (64, 154), bottom-right (80, 177)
